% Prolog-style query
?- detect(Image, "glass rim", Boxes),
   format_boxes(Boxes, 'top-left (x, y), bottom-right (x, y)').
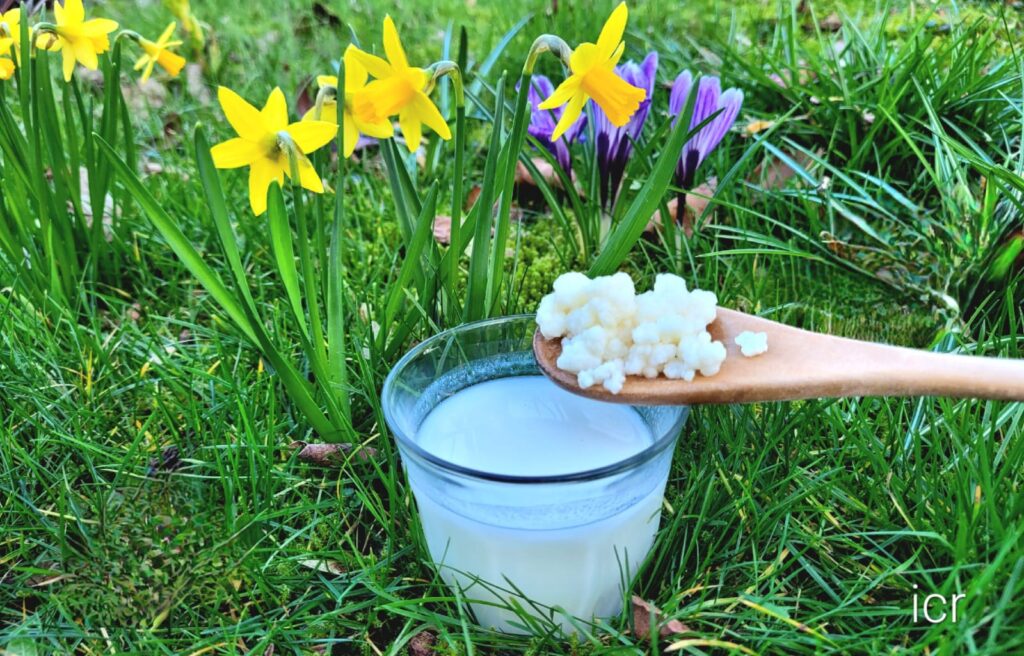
top-left (381, 314), bottom-right (686, 485)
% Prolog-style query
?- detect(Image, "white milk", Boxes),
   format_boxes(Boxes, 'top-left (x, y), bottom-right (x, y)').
top-left (413, 375), bottom-right (664, 633)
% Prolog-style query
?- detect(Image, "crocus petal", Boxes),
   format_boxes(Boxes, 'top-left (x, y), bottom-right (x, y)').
top-left (381, 15), bottom-right (408, 70)
top-left (595, 2), bottom-right (628, 61)
top-left (210, 138), bottom-right (260, 168)
top-left (249, 159), bottom-right (284, 216)
top-left (697, 88), bottom-right (742, 157)
top-left (283, 120), bottom-right (337, 154)
top-left (398, 111), bottom-right (422, 150)
top-left (538, 76), bottom-right (581, 110)
top-left (218, 86), bottom-right (266, 141)
top-left (412, 92), bottom-right (451, 140)
top-left (551, 91), bottom-right (587, 142)
top-left (348, 46), bottom-right (392, 80)
top-left (668, 70), bottom-right (693, 117)
top-left (261, 87), bottom-right (289, 132)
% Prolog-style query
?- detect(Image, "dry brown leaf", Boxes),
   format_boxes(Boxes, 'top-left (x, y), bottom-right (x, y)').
top-left (185, 63), bottom-right (213, 105)
top-left (631, 595), bottom-right (692, 638)
top-left (750, 148), bottom-right (821, 190)
top-left (290, 441), bottom-right (378, 465)
top-left (409, 631), bottom-right (436, 656)
top-left (647, 180), bottom-right (717, 237)
top-left (819, 12), bottom-right (843, 32)
top-left (515, 157), bottom-right (564, 190)
top-left (299, 559), bottom-right (346, 575)
top-left (433, 215), bottom-right (452, 245)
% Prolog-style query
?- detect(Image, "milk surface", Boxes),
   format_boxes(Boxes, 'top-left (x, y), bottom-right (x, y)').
top-left (412, 375), bottom-right (665, 633)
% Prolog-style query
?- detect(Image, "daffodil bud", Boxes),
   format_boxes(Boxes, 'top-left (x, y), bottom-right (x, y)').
top-left (523, 35), bottom-right (572, 75)
top-left (426, 61), bottom-right (463, 107)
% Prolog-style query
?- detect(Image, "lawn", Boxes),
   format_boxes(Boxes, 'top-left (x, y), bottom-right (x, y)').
top-left (2, 0), bottom-right (1024, 654)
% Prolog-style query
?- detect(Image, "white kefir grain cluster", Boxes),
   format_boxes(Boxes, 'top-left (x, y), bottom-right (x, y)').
top-left (536, 272), bottom-right (728, 393)
top-left (735, 331), bottom-right (769, 357)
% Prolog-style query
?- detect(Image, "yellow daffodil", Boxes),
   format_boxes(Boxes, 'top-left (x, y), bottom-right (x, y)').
top-left (539, 2), bottom-right (646, 141)
top-left (50, 0), bottom-right (119, 82)
top-left (302, 46), bottom-right (393, 158)
top-left (134, 22), bottom-right (186, 82)
top-left (164, 0), bottom-right (204, 50)
top-left (349, 16), bottom-right (450, 150)
top-left (210, 86), bottom-right (337, 216)
top-left (0, 8), bottom-right (27, 79)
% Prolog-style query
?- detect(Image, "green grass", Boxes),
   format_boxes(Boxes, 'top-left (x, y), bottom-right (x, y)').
top-left (2, 0), bottom-right (1024, 654)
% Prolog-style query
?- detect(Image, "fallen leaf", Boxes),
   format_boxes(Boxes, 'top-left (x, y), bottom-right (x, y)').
top-left (78, 167), bottom-right (115, 241)
top-left (299, 559), bottom-right (346, 575)
top-left (409, 631), bottom-right (436, 656)
top-left (647, 180), bottom-right (717, 237)
top-left (433, 215), bottom-right (452, 245)
top-left (515, 157), bottom-right (564, 190)
top-left (819, 12), bottom-right (842, 31)
top-left (750, 148), bottom-right (821, 190)
top-left (185, 63), bottom-right (212, 105)
top-left (745, 119), bottom-right (774, 135)
top-left (290, 441), bottom-right (378, 465)
top-left (631, 595), bottom-right (692, 637)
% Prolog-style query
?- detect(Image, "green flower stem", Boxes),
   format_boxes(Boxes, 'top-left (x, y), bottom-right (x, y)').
top-left (328, 61), bottom-right (349, 419)
top-left (311, 84), bottom-right (337, 122)
top-left (429, 61), bottom-right (467, 304)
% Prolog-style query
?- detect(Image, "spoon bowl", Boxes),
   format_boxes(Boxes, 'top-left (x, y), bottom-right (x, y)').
top-left (533, 308), bottom-right (1024, 405)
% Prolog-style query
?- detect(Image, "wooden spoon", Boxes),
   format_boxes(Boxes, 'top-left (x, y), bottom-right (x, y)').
top-left (533, 308), bottom-right (1024, 405)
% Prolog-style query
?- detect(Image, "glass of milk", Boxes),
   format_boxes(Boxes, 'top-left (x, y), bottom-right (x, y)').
top-left (382, 315), bottom-right (688, 634)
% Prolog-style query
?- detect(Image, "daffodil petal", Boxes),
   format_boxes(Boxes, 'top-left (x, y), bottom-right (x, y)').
top-left (537, 76), bottom-right (582, 110)
top-left (382, 15), bottom-right (408, 70)
top-left (595, 2), bottom-right (627, 60)
top-left (316, 74), bottom-right (338, 89)
top-left (412, 92), bottom-right (451, 140)
top-left (261, 87), bottom-right (289, 132)
top-left (294, 155), bottom-right (324, 194)
top-left (342, 46), bottom-right (369, 90)
top-left (302, 101), bottom-right (338, 125)
top-left (283, 120), bottom-right (336, 154)
top-left (354, 115), bottom-right (393, 139)
top-left (249, 159), bottom-right (284, 216)
top-left (398, 112), bottom-right (422, 151)
top-left (61, 42), bottom-right (76, 81)
top-left (79, 18), bottom-right (119, 37)
top-left (339, 114), bottom-right (361, 158)
top-left (157, 49), bottom-right (186, 77)
top-left (348, 46), bottom-right (392, 80)
top-left (581, 65), bottom-right (645, 126)
top-left (550, 91), bottom-right (587, 142)
top-left (218, 86), bottom-right (266, 141)
top-left (210, 138), bottom-right (261, 168)
top-left (59, 0), bottom-right (85, 25)
top-left (73, 37), bottom-right (98, 70)
top-left (141, 58), bottom-right (156, 83)
top-left (157, 21), bottom-right (177, 45)
top-left (133, 54), bottom-right (149, 71)
top-left (569, 43), bottom-right (603, 75)
top-left (0, 58), bottom-right (14, 81)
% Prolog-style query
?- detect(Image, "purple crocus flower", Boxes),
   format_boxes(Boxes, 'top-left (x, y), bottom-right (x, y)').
top-left (669, 71), bottom-right (743, 192)
top-left (591, 51), bottom-right (659, 209)
top-left (526, 75), bottom-right (585, 175)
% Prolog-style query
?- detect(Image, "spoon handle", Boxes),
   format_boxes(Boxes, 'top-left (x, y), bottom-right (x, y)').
top-left (845, 342), bottom-right (1024, 402)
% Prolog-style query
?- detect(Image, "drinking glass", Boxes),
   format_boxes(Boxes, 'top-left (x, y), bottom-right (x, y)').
top-left (382, 315), bottom-right (689, 633)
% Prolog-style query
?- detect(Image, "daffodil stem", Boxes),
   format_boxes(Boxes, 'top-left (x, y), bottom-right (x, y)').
top-left (448, 101), bottom-right (466, 294)
top-left (327, 61), bottom-right (349, 419)
top-left (311, 84), bottom-right (337, 122)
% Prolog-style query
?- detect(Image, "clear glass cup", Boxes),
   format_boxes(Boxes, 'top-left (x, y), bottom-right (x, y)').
top-left (382, 315), bottom-right (689, 633)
